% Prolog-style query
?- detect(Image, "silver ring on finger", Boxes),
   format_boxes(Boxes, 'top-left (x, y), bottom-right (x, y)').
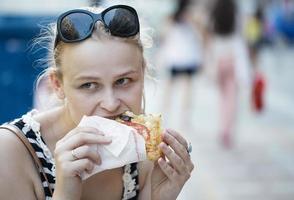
top-left (187, 142), bottom-right (192, 155)
top-left (71, 149), bottom-right (79, 160)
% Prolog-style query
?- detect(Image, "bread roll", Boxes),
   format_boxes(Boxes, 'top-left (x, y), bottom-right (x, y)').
top-left (116, 111), bottom-right (163, 161)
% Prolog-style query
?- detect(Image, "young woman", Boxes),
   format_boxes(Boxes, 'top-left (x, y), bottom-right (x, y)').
top-left (0, 5), bottom-right (194, 200)
top-left (209, 0), bottom-right (239, 148)
top-left (158, 0), bottom-right (204, 124)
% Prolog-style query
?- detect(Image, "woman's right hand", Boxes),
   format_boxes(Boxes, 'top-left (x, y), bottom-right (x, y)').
top-left (52, 127), bottom-right (112, 200)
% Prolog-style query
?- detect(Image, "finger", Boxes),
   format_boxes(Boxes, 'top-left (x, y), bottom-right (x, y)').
top-left (67, 133), bottom-right (111, 150)
top-left (69, 145), bottom-right (101, 165)
top-left (157, 157), bottom-right (179, 182)
top-left (64, 158), bottom-right (96, 178)
top-left (165, 129), bottom-right (188, 149)
top-left (163, 130), bottom-right (194, 172)
top-left (162, 132), bottom-right (190, 163)
top-left (60, 127), bottom-right (105, 143)
top-left (56, 133), bottom-right (112, 153)
top-left (159, 142), bottom-right (188, 175)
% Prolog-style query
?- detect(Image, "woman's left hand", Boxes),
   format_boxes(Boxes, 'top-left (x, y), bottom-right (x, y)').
top-left (151, 129), bottom-right (194, 200)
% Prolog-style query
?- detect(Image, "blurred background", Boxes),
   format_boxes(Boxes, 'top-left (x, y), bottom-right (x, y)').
top-left (1, 0), bottom-right (294, 199)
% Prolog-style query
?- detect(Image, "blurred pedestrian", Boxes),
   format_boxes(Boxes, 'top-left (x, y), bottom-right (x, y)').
top-left (157, 0), bottom-right (204, 127)
top-left (245, 4), bottom-right (264, 70)
top-left (208, 0), bottom-right (245, 148)
top-left (275, 0), bottom-right (294, 44)
top-left (245, 4), bottom-right (266, 113)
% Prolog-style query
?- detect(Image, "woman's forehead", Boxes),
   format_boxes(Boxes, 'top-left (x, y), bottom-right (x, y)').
top-left (60, 38), bottom-right (143, 77)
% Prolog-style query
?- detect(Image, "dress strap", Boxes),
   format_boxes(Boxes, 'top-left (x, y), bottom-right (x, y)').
top-left (11, 115), bottom-right (56, 197)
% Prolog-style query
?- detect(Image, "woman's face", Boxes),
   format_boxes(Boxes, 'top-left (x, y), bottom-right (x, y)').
top-left (58, 38), bottom-right (144, 124)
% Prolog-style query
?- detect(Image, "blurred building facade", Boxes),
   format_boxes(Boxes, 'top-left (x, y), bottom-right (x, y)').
top-left (0, 0), bottom-right (88, 123)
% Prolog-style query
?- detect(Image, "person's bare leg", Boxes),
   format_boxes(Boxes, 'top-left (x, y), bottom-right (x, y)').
top-left (179, 75), bottom-right (194, 132)
top-left (221, 77), bottom-right (237, 148)
top-left (182, 76), bottom-right (194, 113)
top-left (218, 59), bottom-right (237, 148)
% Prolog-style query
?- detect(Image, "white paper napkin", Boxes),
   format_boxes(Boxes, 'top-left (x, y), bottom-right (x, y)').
top-left (78, 115), bottom-right (147, 180)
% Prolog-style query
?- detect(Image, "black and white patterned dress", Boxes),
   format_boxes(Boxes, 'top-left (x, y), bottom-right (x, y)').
top-left (9, 110), bottom-right (140, 200)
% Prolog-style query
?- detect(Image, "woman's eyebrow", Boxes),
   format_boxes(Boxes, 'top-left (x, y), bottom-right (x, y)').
top-left (114, 70), bottom-right (139, 78)
top-left (75, 76), bottom-right (101, 81)
top-left (73, 71), bottom-right (139, 81)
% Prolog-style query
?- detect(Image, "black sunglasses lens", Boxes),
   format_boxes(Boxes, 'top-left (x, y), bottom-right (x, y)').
top-left (103, 8), bottom-right (138, 36)
top-left (60, 12), bottom-right (93, 41)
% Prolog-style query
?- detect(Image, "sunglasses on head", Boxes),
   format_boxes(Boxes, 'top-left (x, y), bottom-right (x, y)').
top-left (54, 5), bottom-right (140, 48)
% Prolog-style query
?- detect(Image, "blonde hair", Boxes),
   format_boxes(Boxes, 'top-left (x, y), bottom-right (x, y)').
top-left (32, 6), bottom-right (153, 110)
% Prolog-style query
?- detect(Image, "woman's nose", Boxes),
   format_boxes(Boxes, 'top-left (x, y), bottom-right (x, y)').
top-left (99, 90), bottom-right (120, 112)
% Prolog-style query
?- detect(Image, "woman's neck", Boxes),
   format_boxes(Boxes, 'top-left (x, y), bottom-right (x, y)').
top-left (34, 106), bottom-right (76, 152)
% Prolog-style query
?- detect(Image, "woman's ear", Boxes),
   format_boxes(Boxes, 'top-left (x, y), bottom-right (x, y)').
top-left (49, 70), bottom-right (65, 99)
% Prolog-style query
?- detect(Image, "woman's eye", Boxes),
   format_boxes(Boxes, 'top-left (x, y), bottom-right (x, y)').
top-left (115, 78), bottom-right (131, 86)
top-left (80, 83), bottom-right (99, 90)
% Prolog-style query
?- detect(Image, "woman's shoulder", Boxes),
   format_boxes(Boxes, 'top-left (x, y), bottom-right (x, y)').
top-left (0, 110), bottom-right (41, 177)
top-left (0, 125), bottom-right (35, 178)
top-left (0, 125), bottom-right (35, 170)
top-left (0, 127), bottom-right (41, 199)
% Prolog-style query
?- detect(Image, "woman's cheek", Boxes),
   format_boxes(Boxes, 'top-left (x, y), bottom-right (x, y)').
top-left (66, 94), bottom-right (94, 122)
top-left (124, 85), bottom-right (143, 114)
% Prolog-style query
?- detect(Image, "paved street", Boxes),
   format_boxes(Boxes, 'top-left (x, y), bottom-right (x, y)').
top-left (145, 45), bottom-right (294, 200)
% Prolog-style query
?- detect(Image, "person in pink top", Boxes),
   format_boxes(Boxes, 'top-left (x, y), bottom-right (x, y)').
top-left (209, 0), bottom-right (239, 148)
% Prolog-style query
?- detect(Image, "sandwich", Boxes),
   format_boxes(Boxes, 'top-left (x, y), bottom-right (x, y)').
top-left (116, 111), bottom-right (163, 161)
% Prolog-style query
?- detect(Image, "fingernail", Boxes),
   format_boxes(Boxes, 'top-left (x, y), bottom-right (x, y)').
top-left (159, 142), bottom-right (166, 149)
top-left (158, 157), bottom-right (165, 165)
